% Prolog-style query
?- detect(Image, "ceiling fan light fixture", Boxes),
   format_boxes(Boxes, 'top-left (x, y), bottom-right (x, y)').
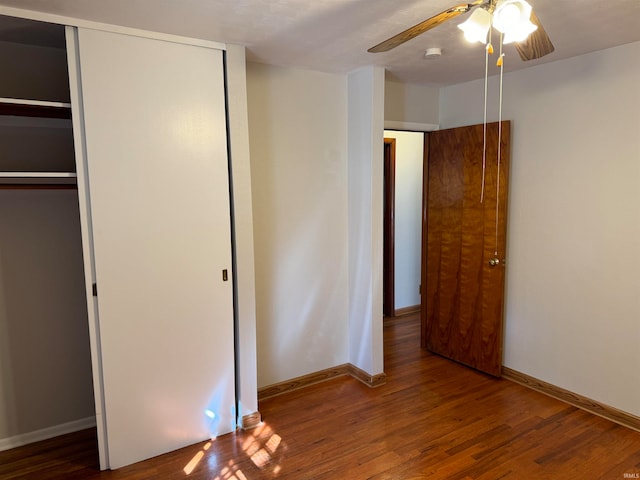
top-left (457, 7), bottom-right (491, 44)
top-left (493, 0), bottom-right (537, 42)
top-left (502, 19), bottom-right (537, 43)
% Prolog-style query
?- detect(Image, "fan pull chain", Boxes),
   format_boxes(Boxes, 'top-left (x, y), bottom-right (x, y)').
top-left (495, 33), bottom-right (505, 258)
top-left (481, 30), bottom-right (492, 204)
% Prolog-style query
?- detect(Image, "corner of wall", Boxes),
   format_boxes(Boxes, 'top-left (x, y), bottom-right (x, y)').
top-left (346, 65), bottom-right (385, 376)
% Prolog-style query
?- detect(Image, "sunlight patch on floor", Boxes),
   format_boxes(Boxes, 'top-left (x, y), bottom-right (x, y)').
top-left (183, 440), bottom-right (213, 475)
top-left (218, 464), bottom-right (248, 480)
top-left (211, 422), bottom-right (285, 479)
top-left (183, 451), bottom-right (204, 475)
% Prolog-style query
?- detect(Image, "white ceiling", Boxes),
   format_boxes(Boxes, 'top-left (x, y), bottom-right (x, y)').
top-left (0, 0), bottom-right (638, 86)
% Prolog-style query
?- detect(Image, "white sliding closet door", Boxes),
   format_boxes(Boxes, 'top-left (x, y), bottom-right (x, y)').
top-left (76, 28), bottom-right (235, 469)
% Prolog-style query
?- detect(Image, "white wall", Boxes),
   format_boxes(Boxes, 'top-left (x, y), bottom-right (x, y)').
top-left (0, 191), bottom-right (95, 441)
top-left (440, 41), bottom-right (640, 417)
top-left (383, 130), bottom-right (423, 310)
top-left (0, 40), bottom-right (69, 102)
top-left (385, 79), bottom-right (439, 126)
top-left (348, 66), bottom-right (385, 376)
top-left (246, 62), bottom-right (350, 387)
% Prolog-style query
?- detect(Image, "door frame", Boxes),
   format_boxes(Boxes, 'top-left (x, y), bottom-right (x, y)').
top-left (420, 132), bottom-right (430, 347)
top-left (383, 137), bottom-right (396, 317)
top-left (383, 125), bottom-right (438, 320)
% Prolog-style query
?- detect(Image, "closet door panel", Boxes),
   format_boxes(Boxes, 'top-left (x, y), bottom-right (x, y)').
top-left (76, 28), bottom-right (234, 469)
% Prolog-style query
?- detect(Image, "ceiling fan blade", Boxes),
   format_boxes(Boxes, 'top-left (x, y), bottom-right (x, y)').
top-left (514, 10), bottom-right (554, 61)
top-left (368, 1), bottom-right (483, 53)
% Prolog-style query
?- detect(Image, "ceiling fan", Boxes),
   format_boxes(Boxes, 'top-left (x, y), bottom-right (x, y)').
top-left (368, 0), bottom-right (554, 61)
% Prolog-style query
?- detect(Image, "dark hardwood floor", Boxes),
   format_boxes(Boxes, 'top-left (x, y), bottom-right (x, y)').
top-left (2, 313), bottom-right (639, 479)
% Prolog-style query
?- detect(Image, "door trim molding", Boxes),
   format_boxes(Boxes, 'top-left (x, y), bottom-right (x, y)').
top-left (384, 121), bottom-right (439, 132)
top-left (503, 367), bottom-right (640, 433)
top-left (420, 132), bottom-right (430, 349)
top-left (383, 137), bottom-right (396, 317)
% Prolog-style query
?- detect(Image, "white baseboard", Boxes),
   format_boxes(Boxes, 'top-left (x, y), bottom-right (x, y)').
top-left (0, 416), bottom-right (96, 452)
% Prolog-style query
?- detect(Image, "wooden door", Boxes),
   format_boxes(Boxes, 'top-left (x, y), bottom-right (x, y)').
top-left (75, 28), bottom-right (235, 469)
top-left (421, 122), bottom-right (510, 377)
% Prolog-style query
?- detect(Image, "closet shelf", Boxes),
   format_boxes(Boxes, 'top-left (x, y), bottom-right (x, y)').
top-left (0, 172), bottom-right (77, 187)
top-left (0, 97), bottom-right (72, 119)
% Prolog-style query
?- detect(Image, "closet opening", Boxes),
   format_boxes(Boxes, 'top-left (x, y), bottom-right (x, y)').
top-left (0, 14), bottom-right (98, 465)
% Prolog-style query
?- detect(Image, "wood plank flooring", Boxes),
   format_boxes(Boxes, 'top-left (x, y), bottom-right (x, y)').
top-left (2, 313), bottom-right (639, 479)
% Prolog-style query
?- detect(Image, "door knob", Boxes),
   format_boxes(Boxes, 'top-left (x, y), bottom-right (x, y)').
top-left (488, 257), bottom-right (500, 266)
